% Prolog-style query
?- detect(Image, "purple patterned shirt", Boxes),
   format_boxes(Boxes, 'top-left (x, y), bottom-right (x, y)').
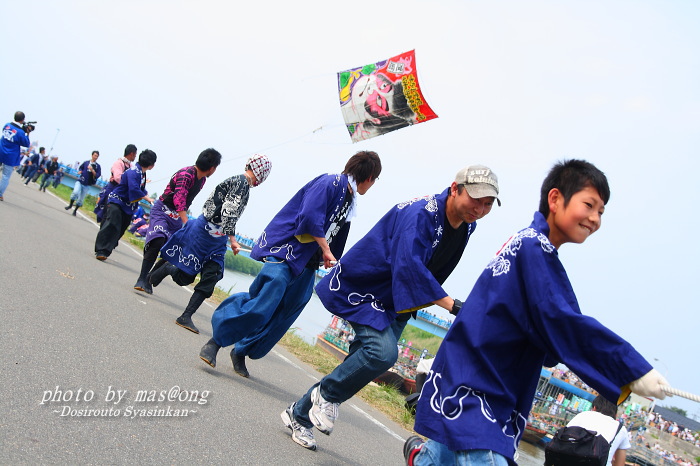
top-left (159, 166), bottom-right (206, 212)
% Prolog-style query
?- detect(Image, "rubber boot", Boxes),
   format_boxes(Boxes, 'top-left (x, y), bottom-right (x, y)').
top-left (65, 199), bottom-right (74, 210)
top-left (175, 291), bottom-right (206, 334)
top-left (230, 347), bottom-right (250, 378)
top-left (148, 262), bottom-right (176, 288)
top-left (72, 206), bottom-right (79, 216)
top-left (199, 338), bottom-right (221, 368)
top-left (134, 258), bottom-right (156, 294)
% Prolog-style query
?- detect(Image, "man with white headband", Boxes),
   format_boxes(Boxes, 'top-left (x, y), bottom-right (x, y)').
top-left (198, 151), bottom-right (382, 381)
top-left (149, 154), bottom-right (272, 334)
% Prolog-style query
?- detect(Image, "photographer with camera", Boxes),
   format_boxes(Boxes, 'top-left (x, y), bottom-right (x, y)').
top-left (64, 150), bottom-right (101, 216)
top-left (0, 111), bottom-right (33, 201)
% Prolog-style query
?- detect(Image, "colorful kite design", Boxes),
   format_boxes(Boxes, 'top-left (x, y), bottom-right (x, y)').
top-left (338, 50), bottom-right (438, 143)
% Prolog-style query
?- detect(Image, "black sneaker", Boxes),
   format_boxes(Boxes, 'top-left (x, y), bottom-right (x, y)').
top-left (403, 435), bottom-right (424, 466)
top-left (281, 403), bottom-right (317, 451)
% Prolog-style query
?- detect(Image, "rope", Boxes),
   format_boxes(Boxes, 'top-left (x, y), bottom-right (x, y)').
top-left (661, 385), bottom-right (700, 403)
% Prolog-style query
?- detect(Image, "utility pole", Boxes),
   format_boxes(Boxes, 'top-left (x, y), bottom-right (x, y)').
top-left (49, 128), bottom-right (60, 155)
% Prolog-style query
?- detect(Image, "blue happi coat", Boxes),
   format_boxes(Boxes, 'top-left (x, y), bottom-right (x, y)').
top-left (414, 212), bottom-right (652, 465)
top-left (77, 160), bottom-right (101, 186)
top-left (108, 163), bottom-right (147, 215)
top-left (316, 188), bottom-right (475, 332)
top-left (251, 173), bottom-right (352, 276)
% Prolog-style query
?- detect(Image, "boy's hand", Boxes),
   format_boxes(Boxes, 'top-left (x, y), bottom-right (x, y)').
top-left (229, 236), bottom-right (241, 255)
top-left (322, 250), bottom-right (337, 269)
top-left (629, 369), bottom-right (670, 399)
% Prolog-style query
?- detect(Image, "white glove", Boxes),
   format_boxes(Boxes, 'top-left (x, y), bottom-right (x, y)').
top-left (629, 369), bottom-right (671, 400)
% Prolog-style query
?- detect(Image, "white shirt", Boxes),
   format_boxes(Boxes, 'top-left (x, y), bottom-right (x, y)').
top-left (567, 411), bottom-right (631, 466)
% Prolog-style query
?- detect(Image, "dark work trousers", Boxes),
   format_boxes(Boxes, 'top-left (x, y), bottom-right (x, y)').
top-left (171, 260), bottom-right (222, 299)
top-left (143, 236), bottom-right (166, 264)
top-left (95, 203), bottom-right (132, 256)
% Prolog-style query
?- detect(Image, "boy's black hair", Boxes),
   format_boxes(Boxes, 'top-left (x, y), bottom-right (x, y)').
top-left (342, 151), bottom-right (382, 182)
top-left (92, 150), bottom-right (100, 156)
top-left (124, 144), bottom-right (137, 157)
top-left (138, 149), bottom-right (157, 168)
top-left (14, 111), bottom-right (25, 122)
top-left (195, 148), bottom-right (222, 172)
top-left (539, 159), bottom-right (610, 217)
top-left (591, 395), bottom-right (618, 418)
top-left (39, 147), bottom-right (45, 153)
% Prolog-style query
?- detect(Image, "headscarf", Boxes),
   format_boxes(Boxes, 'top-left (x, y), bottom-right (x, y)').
top-left (245, 154), bottom-right (272, 187)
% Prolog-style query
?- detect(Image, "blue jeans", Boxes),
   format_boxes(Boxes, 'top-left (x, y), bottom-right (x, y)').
top-left (211, 258), bottom-right (315, 359)
top-left (70, 181), bottom-right (89, 206)
top-left (293, 318), bottom-right (408, 428)
top-left (23, 165), bottom-right (38, 182)
top-left (414, 440), bottom-right (509, 466)
top-left (0, 163), bottom-right (16, 197)
top-left (39, 174), bottom-right (53, 190)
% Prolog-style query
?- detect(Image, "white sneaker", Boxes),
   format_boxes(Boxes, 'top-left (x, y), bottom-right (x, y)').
top-left (281, 403), bottom-right (317, 451)
top-left (309, 386), bottom-right (339, 435)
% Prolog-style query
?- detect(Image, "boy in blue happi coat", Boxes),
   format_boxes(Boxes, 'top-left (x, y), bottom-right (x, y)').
top-left (64, 150), bottom-right (102, 216)
top-left (282, 165), bottom-right (501, 451)
top-left (199, 151), bottom-right (382, 380)
top-left (407, 160), bottom-right (671, 466)
top-left (94, 150), bottom-right (157, 260)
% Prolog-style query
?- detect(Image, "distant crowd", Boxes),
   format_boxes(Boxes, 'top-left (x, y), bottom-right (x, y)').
top-left (549, 367), bottom-right (596, 393)
top-left (15, 147), bottom-right (66, 190)
top-left (646, 411), bottom-right (700, 447)
top-left (633, 431), bottom-right (698, 465)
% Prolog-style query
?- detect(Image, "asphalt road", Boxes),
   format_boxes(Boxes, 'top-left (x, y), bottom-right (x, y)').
top-left (0, 175), bottom-right (412, 465)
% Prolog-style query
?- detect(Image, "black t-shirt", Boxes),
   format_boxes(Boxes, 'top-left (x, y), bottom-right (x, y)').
top-left (397, 214), bottom-right (470, 322)
top-left (427, 215), bottom-right (470, 285)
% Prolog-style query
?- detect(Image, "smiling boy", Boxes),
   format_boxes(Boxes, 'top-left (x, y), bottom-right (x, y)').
top-left (407, 159), bottom-right (670, 466)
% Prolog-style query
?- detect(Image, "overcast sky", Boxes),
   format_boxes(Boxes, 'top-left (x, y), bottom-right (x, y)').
top-left (3, 0), bottom-right (698, 416)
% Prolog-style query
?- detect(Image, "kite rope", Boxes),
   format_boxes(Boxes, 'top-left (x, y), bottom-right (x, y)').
top-left (661, 385), bottom-right (700, 403)
top-left (146, 125), bottom-right (339, 185)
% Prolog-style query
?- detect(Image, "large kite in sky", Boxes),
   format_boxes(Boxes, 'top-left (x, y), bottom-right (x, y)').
top-left (338, 50), bottom-right (438, 143)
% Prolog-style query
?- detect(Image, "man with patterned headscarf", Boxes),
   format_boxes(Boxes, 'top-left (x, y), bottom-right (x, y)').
top-left (198, 151), bottom-right (382, 380)
top-left (148, 154), bottom-right (272, 334)
top-left (133, 148), bottom-right (222, 293)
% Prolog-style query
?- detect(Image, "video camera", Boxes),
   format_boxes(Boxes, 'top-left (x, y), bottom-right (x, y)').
top-left (22, 121), bottom-right (37, 133)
